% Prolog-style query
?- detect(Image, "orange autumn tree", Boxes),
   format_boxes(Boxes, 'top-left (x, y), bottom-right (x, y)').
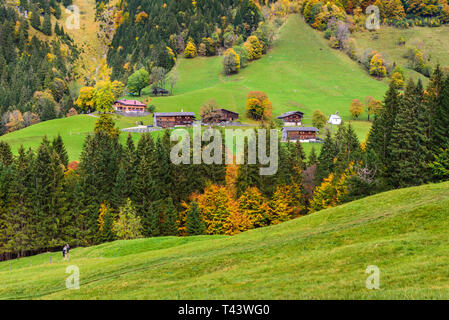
top-left (268, 185), bottom-right (296, 225)
top-left (237, 187), bottom-right (270, 228)
top-left (224, 201), bottom-right (253, 235)
top-left (246, 91), bottom-right (273, 121)
top-left (309, 165), bottom-right (355, 212)
top-left (192, 184), bottom-right (233, 235)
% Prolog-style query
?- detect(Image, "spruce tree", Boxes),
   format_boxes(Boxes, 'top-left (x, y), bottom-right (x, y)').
top-left (432, 75), bottom-right (449, 153)
top-left (42, 13), bottom-right (52, 36)
top-left (388, 80), bottom-right (429, 188)
top-left (366, 82), bottom-right (401, 180)
top-left (315, 130), bottom-right (337, 184)
top-left (308, 146), bottom-right (318, 166)
top-left (160, 197), bottom-right (178, 236)
top-left (52, 134), bottom-right (69, 167)
top-left (186, 202), bottom-right (205, 236)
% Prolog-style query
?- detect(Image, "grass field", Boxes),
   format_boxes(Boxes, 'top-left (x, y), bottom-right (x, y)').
top-left (129, 15), bottom-right (388, 122)
top-left (352, 25), bottom-right (449, 84)
top-left (0, 15), bottom-right (384, 160)
top-left (2, 181), bottom-right (449, 299)
top-left (0, 115), bottom-right (152, 161)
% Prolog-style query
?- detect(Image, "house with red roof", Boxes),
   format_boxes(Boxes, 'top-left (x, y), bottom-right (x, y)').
top-left (114, 100), bottom-right (147, 113)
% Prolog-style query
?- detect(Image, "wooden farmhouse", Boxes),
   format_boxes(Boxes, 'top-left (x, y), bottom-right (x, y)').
top-left (114, 100), bottom-right (147, 113)
top-left (282, 127), bottom-right (319, 142)
top-left (202, 108), bottom-right (239, 124)
top-left (152, 87), bottom-right (170, 96)
top-left (154, 112), bottom-right (196, 128)
top-left (277, 111), bottom-right (304, 126)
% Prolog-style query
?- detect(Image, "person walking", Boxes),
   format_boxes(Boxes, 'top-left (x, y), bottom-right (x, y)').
top-left (62, 245), bottom-right (67, 260)
top-left (65, 244), bottom-right (70, 260)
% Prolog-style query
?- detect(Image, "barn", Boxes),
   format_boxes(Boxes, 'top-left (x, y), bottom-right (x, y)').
top-left (282, 127), bottom-right (319, 142)
top-left (154, 112), bottom-right (196, 128)
top-left (277, 111), bottom-right (304, 126)
top-left (202, 108), bottom-right (239, 124)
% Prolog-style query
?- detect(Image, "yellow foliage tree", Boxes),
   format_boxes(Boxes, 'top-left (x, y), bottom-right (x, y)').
top-left (184, 41), bottom-right (197, 58)
top-left (369, 52), bottom-right (387, 78)
top-left (75, 86), bottom-right (96, 112)
top-left (244, 35), bottom-right (263, 60)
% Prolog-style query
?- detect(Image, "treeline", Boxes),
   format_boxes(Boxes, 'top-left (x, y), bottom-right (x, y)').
top-left (300, 0), bottom-right (449, 81)
top-left (0, 115), bottom-right (309, 260)
top-left (302, 0), bottom-right (449, 29)
top-left (309, 65), bottom-right (449, 211)
top-left (107, 0), bottom-right (271, 81)
top-left (0, 0), bottom-right (79, 135)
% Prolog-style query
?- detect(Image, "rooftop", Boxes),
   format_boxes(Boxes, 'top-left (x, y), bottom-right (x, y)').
top-left (154, 112), bottom-right (196, 117)
top-left (115, 100), bottom-right (146, 107)
top-left (277, 111), bottom-right (304, 119)
top-left (282, 126), bottom-right (319, 132)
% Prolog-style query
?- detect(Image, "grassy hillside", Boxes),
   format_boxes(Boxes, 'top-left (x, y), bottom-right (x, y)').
top-left (2, 181), bottom-right (449, 299)
top-left (0, 115), bottom-right (152, 161)
top-left (352, 25), bottom-right (449, 83)
top-left (0, 14), bottom-right (380, 161)
top-left (130, 15), bottom-right (388, 121)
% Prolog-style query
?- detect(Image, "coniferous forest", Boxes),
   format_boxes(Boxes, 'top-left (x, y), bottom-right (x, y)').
top-left (0, 0), bottom-right (78, 134)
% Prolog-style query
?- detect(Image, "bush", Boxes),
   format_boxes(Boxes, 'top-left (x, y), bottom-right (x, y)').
top-left (223, 48), bottom-right (240, 75)
top-left (244, 36), bottom-right (263, 61)
top-left (234, 45), bottom-right (249, 68)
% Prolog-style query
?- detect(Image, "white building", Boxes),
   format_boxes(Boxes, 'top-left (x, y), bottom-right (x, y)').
top-left (328, 112), bottom-right (342, 125)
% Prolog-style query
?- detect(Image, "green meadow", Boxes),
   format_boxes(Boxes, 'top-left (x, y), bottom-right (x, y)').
top-left (2, 181), bottom-right (449, 299)
top-left (352, 25), bottom-right (449, 84)
top-left (143, 14), bottom-right (388, 121)
top-left (0, 15), bottom-right (386, 160)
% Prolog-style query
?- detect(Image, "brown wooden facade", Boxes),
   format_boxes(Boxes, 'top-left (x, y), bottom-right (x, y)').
top-left (202, 108), bottom-right (239, 123)
top-left (282, 127), bottom-right (319, 141)
top-left (277, 111), bottom-right (304, 125)
top-left (154, 112), bottom-right (196, 128)
top-left (286, 130), bottom-right (317, 140)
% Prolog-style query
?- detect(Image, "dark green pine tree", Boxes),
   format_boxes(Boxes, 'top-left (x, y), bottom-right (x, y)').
top-left (388, 80), bottom-right (429, 188)
top-left (314, 129), bottom-right (337, 185)
top-left (366, 82), bottom-right (401, 179)
top-left (235, 132), bottom-right (261, 197)
top-left (150, 133), bottom-right (174, 201)
top-left (431, 75), bottom-right (449, 153)
top-left (427, 65), bottom-right (444, 151)
top-left (0, 141), bottom-right (14, 166)
top-left (5, 146), bottom-right (36, 257)
top-left (31, 7), bottom-right (41, 30)
top-left (146, 199), bottom-right (163, 237)
top-left (52, 134), bottom-right (69, 167)
top-left (160, 197), bottom-right (178, 236)
top-left (308, 145), bottom-right (318, 166)
top-left (337, 123), bottom-right (361, 171)
top-left (122, 134), bottom-right (137, 195)
top-left (186, 202), bottom-right (205, 236)
top-left (34, 137), bottom-right (67, 250)
top-left (42, 13), bottom-right (52, 36)
top-left (112, 164), bottom-right (127, 210)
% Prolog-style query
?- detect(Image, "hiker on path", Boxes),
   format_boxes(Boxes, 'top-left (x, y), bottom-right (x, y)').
top-left (65, 244), bottom-right (70, 260)
top-left (62, 245), bottom-right (67, 260)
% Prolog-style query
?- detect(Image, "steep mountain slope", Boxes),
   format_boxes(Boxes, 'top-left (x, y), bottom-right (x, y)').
top-left (143, 15), bottom-right (388, 121)
top-left (1, 181), bottom-right (449, 299)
